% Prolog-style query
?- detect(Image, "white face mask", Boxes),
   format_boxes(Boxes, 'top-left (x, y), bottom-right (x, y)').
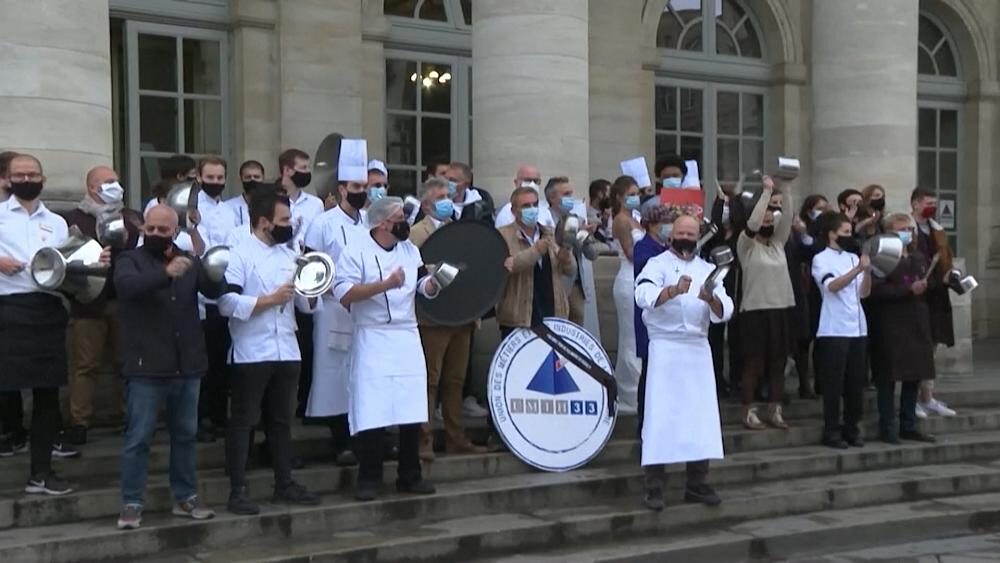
top-left (98, 181), bottom-right (124, 203)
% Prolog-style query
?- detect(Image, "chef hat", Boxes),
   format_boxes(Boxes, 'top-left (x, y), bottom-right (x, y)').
top-left (337, 139), bottom-right (368, 182)
top-left (367, 159), bottom-right (388, 177)
top-left (367, 195), bottom-right (404, 227)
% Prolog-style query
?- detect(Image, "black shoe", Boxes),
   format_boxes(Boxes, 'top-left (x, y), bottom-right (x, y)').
top-left (880, 433), bottom-right (901, 445)
top-left (335, 449), bottom-right (358, 467)
top-left (355, 482), bottom-right (379, 502)
top-left (51, 437), bottom-right (80, 459)
top-left (0, 438), bottom-right (13, 458)
top-left (10, 432), bottom-right (27, 453)
top-left (798, 389), bottom-right (818, 400)
top-left (396, 479), bottom-right (436, 495)
top-left (900, 430), bottom-right (937, 443)
top-left (290, 456), bottom-right (306, 470)
top-left (643, 487), bottom-right (664, 511)
top-left (25, 473), bottom-right (73, 496)
top-left (227, 488), bottom-right (260, 515)
top-left (684, 483), bottom-right (721, 506)
top-left (64, 425), bottom-right (87, 446)
top-left (822, 437), bottom-right (849, 450)
top-left (273, 481), bottom-right (320, 506)
top-left (844, 436), bottom-right (864, 448)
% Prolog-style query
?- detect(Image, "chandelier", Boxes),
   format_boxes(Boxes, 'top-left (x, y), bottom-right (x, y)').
top-left (410, 70), bottom-right (452, 88)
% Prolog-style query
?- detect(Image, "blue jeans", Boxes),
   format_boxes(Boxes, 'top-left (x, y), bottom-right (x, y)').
top-left (120, 378), bottom-right (200, 507)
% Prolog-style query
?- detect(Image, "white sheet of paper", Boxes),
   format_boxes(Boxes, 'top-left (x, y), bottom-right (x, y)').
top-left (682, 160), bottom-right (700, 189)
top-left (337, 139), bottom-right (368, 182)
top-left (620, 156), bottom-right (651, 189)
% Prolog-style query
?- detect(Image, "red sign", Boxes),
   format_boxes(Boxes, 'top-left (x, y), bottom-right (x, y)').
top-left (659, 188), bottom-right (706, 219)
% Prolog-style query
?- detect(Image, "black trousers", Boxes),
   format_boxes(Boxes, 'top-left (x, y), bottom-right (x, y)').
top-left (876, 380), bottom-right (920, 438)
top-left (295, 312), bottom-right (314, 417)
top-left (355, 423), bottom-right (421, 486)
top-left (200, 305), bottom-right (231, 427)
top-left (1, 390), bottom-right (25, 436)
top-left (637, 356), bottom-right (648, 441)
top-left (226, 361), bottom-right (299, 491)
top-left (644, 459), bottom-right (709, 488)
top-left (816, 337), bottom-right (867, 441)
top-left (30, 388), bottom-right (60, 477)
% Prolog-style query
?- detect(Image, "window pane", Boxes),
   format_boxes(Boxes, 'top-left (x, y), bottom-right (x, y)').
top-left (422, 117), bottom-right (451, 165)
top-left (918, 15), bottom-right (942, 50)
top-left (680, 136), bottom-right (703, 174)
top-left (940, 109), bottom-right (958, 149)
top-left (385, 0), bottom-right (418, 17)
top-left (742, 139), bottom-right (764, 174)
top-left (671, 0), bottom-right (702, 22)
top-left (184, 99), bottom-right (222, 155)
top-left (182, 39), bottom-right (221, 95)
top-left (734, 17), bottom-right (762, 58)
top-left (417, 0), bottom-right (448, 21)
top-left (656, 10), bottom-right (685, 49)
top-left (655, 86), bottom-right (677, 131)
top-left (386, 59), bottom-right (417, 111)
top-left (716, 24), bottom-right (738, 56)
top-left (388, 169), bottom-right (417, 197)
top-left (386, 114), bottom-right (417, 165)
top-left (742, 93), bottom-right (763, 136)
top-left (917, 150), bottom-right (937, 189)
top-left (939, 151), bottom-right (957, 191)
top-left (917, 48), bottom-right (936, 75)
top-left (717, 138), bottom-right (739, 181)
top-left (140, 155), bottom-right (172, 203)
top-left (717, 0), bottom-right (744, 29)
top-left (717, 91), bottom-right (739, 135)
top-left (461, 0), bottom-right (472, 25)
top-left (656, 134), bottom-right (678, 160)
top-left (138, 34), bottom-right (177, 92)
top-left (139, 96), bottom-right (178, 153)
top-left (680, 23), bottom-right (703, 51)
top-left (918, 108), bottom-right (936, 148)
top-left (421, 62), bottom-right (452, 114)
top-left (935, 42), bottom-right (957, 77)
top-left (679, 88), bottom-right (703, 132)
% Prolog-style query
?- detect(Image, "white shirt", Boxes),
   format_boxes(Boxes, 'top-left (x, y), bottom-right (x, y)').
top-left (223, 224), bottom-right (254, 248)
top-left (0, 198), bottom-right (69, 296)
top-left (222, 194), bottom-right (250, 227)
top-left (196, 191), bottom-right (239, 252)
top-left (332, 233), bottom-right (435, 329)
top-left (287, 189), bottom-right (325, 251)
top-left (218, 234), bottom-right (315, 364)
top-left (495, 199), bottom-right (555, 229)
top-left (812, 247), bottom-right (868, 338)
top-left (635, 250), bottom-right (733, 340)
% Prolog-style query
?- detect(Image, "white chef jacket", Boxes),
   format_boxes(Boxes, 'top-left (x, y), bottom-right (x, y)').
top-left (812, 247), bottom-right (868, 338)
top-left (635, 250), bottom-right (734, 337)
top-left (303, 206), bottom-right (366, 258)
top-left (195, 191), bottom-right (239, 252)
top-left (218, 234), bottom-right (315, 364)
top-left (495, 199), bottom-right (555, 229)
top-left (288, 189), bottom-right (324, 251)
top-left (222, 194), bottom-right (250, 227)
top-left (223, 224), bottom-right (254, 248)
top-left (0, 198), bottom-right (69, 296)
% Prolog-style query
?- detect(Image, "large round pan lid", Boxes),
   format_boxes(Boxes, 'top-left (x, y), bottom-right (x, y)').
top-left (294, 251), bottom-right (336, 297)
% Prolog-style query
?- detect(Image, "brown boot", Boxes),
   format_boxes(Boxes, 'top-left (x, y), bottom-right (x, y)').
top-left (445, 438), bottom-right (488, 455)
top-left (743, 406), bottom-right (766, 430)
top-left (767, 403), bottom-right (789, 429)
top-left (418, 426), bottom-right (435, 462)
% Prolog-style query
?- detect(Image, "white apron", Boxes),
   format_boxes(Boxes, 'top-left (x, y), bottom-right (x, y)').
top-left (349, 323), bottom-right (428, 435)
top-left (641, 335), bottom-right (724, 466)
top-left (305, 295), bottom-right (352, 417)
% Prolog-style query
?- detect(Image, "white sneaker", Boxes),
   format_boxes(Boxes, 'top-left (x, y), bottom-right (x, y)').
top-left (463, 397), bottom-right (489, 418)
top-left (433, 405), bottom-right (443, 422)
top-left (915, 403), bottom-right (928, 419)
top-left (924, 398), bottom-right (957, 417)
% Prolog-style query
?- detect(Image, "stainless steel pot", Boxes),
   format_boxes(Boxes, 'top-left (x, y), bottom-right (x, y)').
top-left (293, 252), bottom-right (336, 297)
top-left (864, 234), bottom-right (904, 278)
top-left (30, 226), bottom-right (109, 303)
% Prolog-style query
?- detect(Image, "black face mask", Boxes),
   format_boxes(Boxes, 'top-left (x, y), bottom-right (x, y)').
top-left (346, 191), bottom-right (368, 211)
top-left (291, 171), bottom-right (312, 189)
top-left (270, 224), bottom-right (294, 244)
top-left (10, 181), bottom-right (42, 201)
top-left (869, 198), bottom-right (886, 211)
top-left (242, 180), bottom-right (261, 194)
top-left (837, 235), bottom-right (861, 254)
top-left (201, 182), bottom-right (225, 198)
top-left (143, 235), bottom-right (173, 256)
top-left (671, 238), bottom-right (697, 255)
top-left (758, 225), bottom-right (776, 238)
top-left (391, 221), bottom-right (410, 241)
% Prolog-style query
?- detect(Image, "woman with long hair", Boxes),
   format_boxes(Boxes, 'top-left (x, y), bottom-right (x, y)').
top-left (610, 175), bottom-right (644, 413)
top-left (787, 194), bottom-right (828, 398)
top-left (855, 184), bottom-right (886, 241)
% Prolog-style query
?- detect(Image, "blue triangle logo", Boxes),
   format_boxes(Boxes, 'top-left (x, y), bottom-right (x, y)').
top-left (526, 350), bottom-right (580, 395)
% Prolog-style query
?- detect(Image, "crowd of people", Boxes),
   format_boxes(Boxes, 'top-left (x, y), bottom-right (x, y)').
top-left (0, 145), bottom-right (960, 529)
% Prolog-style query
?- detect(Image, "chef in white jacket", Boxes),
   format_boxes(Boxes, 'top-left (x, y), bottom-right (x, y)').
top-left (634, 215), bottom-right (733, 511)
top-left (217, 190), bottom-right (321, 516)
top-left (334, 196), bottom-right (441, 502)
top-left (301, 142), bottom-right (370, 466)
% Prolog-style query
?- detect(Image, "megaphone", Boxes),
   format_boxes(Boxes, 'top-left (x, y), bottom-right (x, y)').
top-left (864, 234), bottom-right (904, 278)
top-left (30, 226), bottom-right (109, 303)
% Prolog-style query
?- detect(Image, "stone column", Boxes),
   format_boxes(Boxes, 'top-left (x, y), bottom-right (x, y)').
top-left (277, 0), bottom-right (364, 162)
top-left (232, 0), bottom-right (280, 171)
top-left (472, 0), bottom-right (590, 202)
top-left (0, 0), bottom-right (113, 201)
top-left (810, 0), bottom-right (919, 207)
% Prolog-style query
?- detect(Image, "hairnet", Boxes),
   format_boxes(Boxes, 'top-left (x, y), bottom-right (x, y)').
top-left (367, 195), bottom-right (404, 227)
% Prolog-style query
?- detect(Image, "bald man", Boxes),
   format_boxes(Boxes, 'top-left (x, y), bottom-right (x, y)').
top-left (60, 166), bottom-right (144, 445)
top-left (493, 165), bottom-right (554, 228)
top-left (113, 204), bottom-right (225, 528)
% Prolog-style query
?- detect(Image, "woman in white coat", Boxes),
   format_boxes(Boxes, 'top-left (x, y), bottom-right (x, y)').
top-left (635, 215), bottom-right (733, 511)
top-left (611, 175), bottom-right (644, 413)
top-left (334, 197), bottom-right (441, 502)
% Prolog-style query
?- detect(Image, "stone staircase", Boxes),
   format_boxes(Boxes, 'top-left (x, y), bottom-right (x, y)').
top-left (2, 383), bottom-right (1000, 562)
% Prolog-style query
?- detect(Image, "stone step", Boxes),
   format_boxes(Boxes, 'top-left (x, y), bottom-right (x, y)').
top-left (5, 426), bottom-right (1000, 562)
top-left (3, 405), bottom-right (998, 531)
top-left (159, 462), bottom-right (1000, 563)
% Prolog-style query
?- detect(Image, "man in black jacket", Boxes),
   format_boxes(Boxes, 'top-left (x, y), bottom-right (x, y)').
top-left (113, 205), bottom-right (226, 530)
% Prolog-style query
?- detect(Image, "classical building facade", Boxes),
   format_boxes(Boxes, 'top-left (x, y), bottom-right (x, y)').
top-left (1, 0), bottom-right (998, 339)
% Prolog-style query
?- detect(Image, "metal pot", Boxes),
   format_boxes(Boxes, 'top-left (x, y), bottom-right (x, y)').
top-left (30, 226), bottom-right (109, 303)
top-left (166, 181), bottom-right (197, 229)
top-left (96, 212), bottom-right (128, 248)
top-left (203, 245), bottom-right (231, 284)
top-left (864, 234), bottom-right (904, 278)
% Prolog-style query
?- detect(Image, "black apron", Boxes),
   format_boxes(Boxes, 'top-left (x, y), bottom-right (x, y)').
top-left (0, 293), bottom-right (69, 391)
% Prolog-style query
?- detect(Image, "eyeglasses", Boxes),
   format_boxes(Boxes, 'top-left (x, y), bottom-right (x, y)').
top-left (8, 173), bottom-right (43, 183)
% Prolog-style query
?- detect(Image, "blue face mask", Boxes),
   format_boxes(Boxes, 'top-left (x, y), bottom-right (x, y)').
top-left (433, 199), bottom-right (454, 220)
top-left (624, 195), bottom-right (641, 210)
top-left (368, 186), bottom-right (387, 202)
top-left (896, 230), bottom-right (912, 246)
top-left (657, 223), bottom-right (672, 242)
top-left (560, 196), bottom-right (575, 212)
top-left (447, 181), bottom-right (457, 197)
top-left (520, 206), bottom-right (539, 227)
top-left (662, 177), bottom-right (682, 189)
